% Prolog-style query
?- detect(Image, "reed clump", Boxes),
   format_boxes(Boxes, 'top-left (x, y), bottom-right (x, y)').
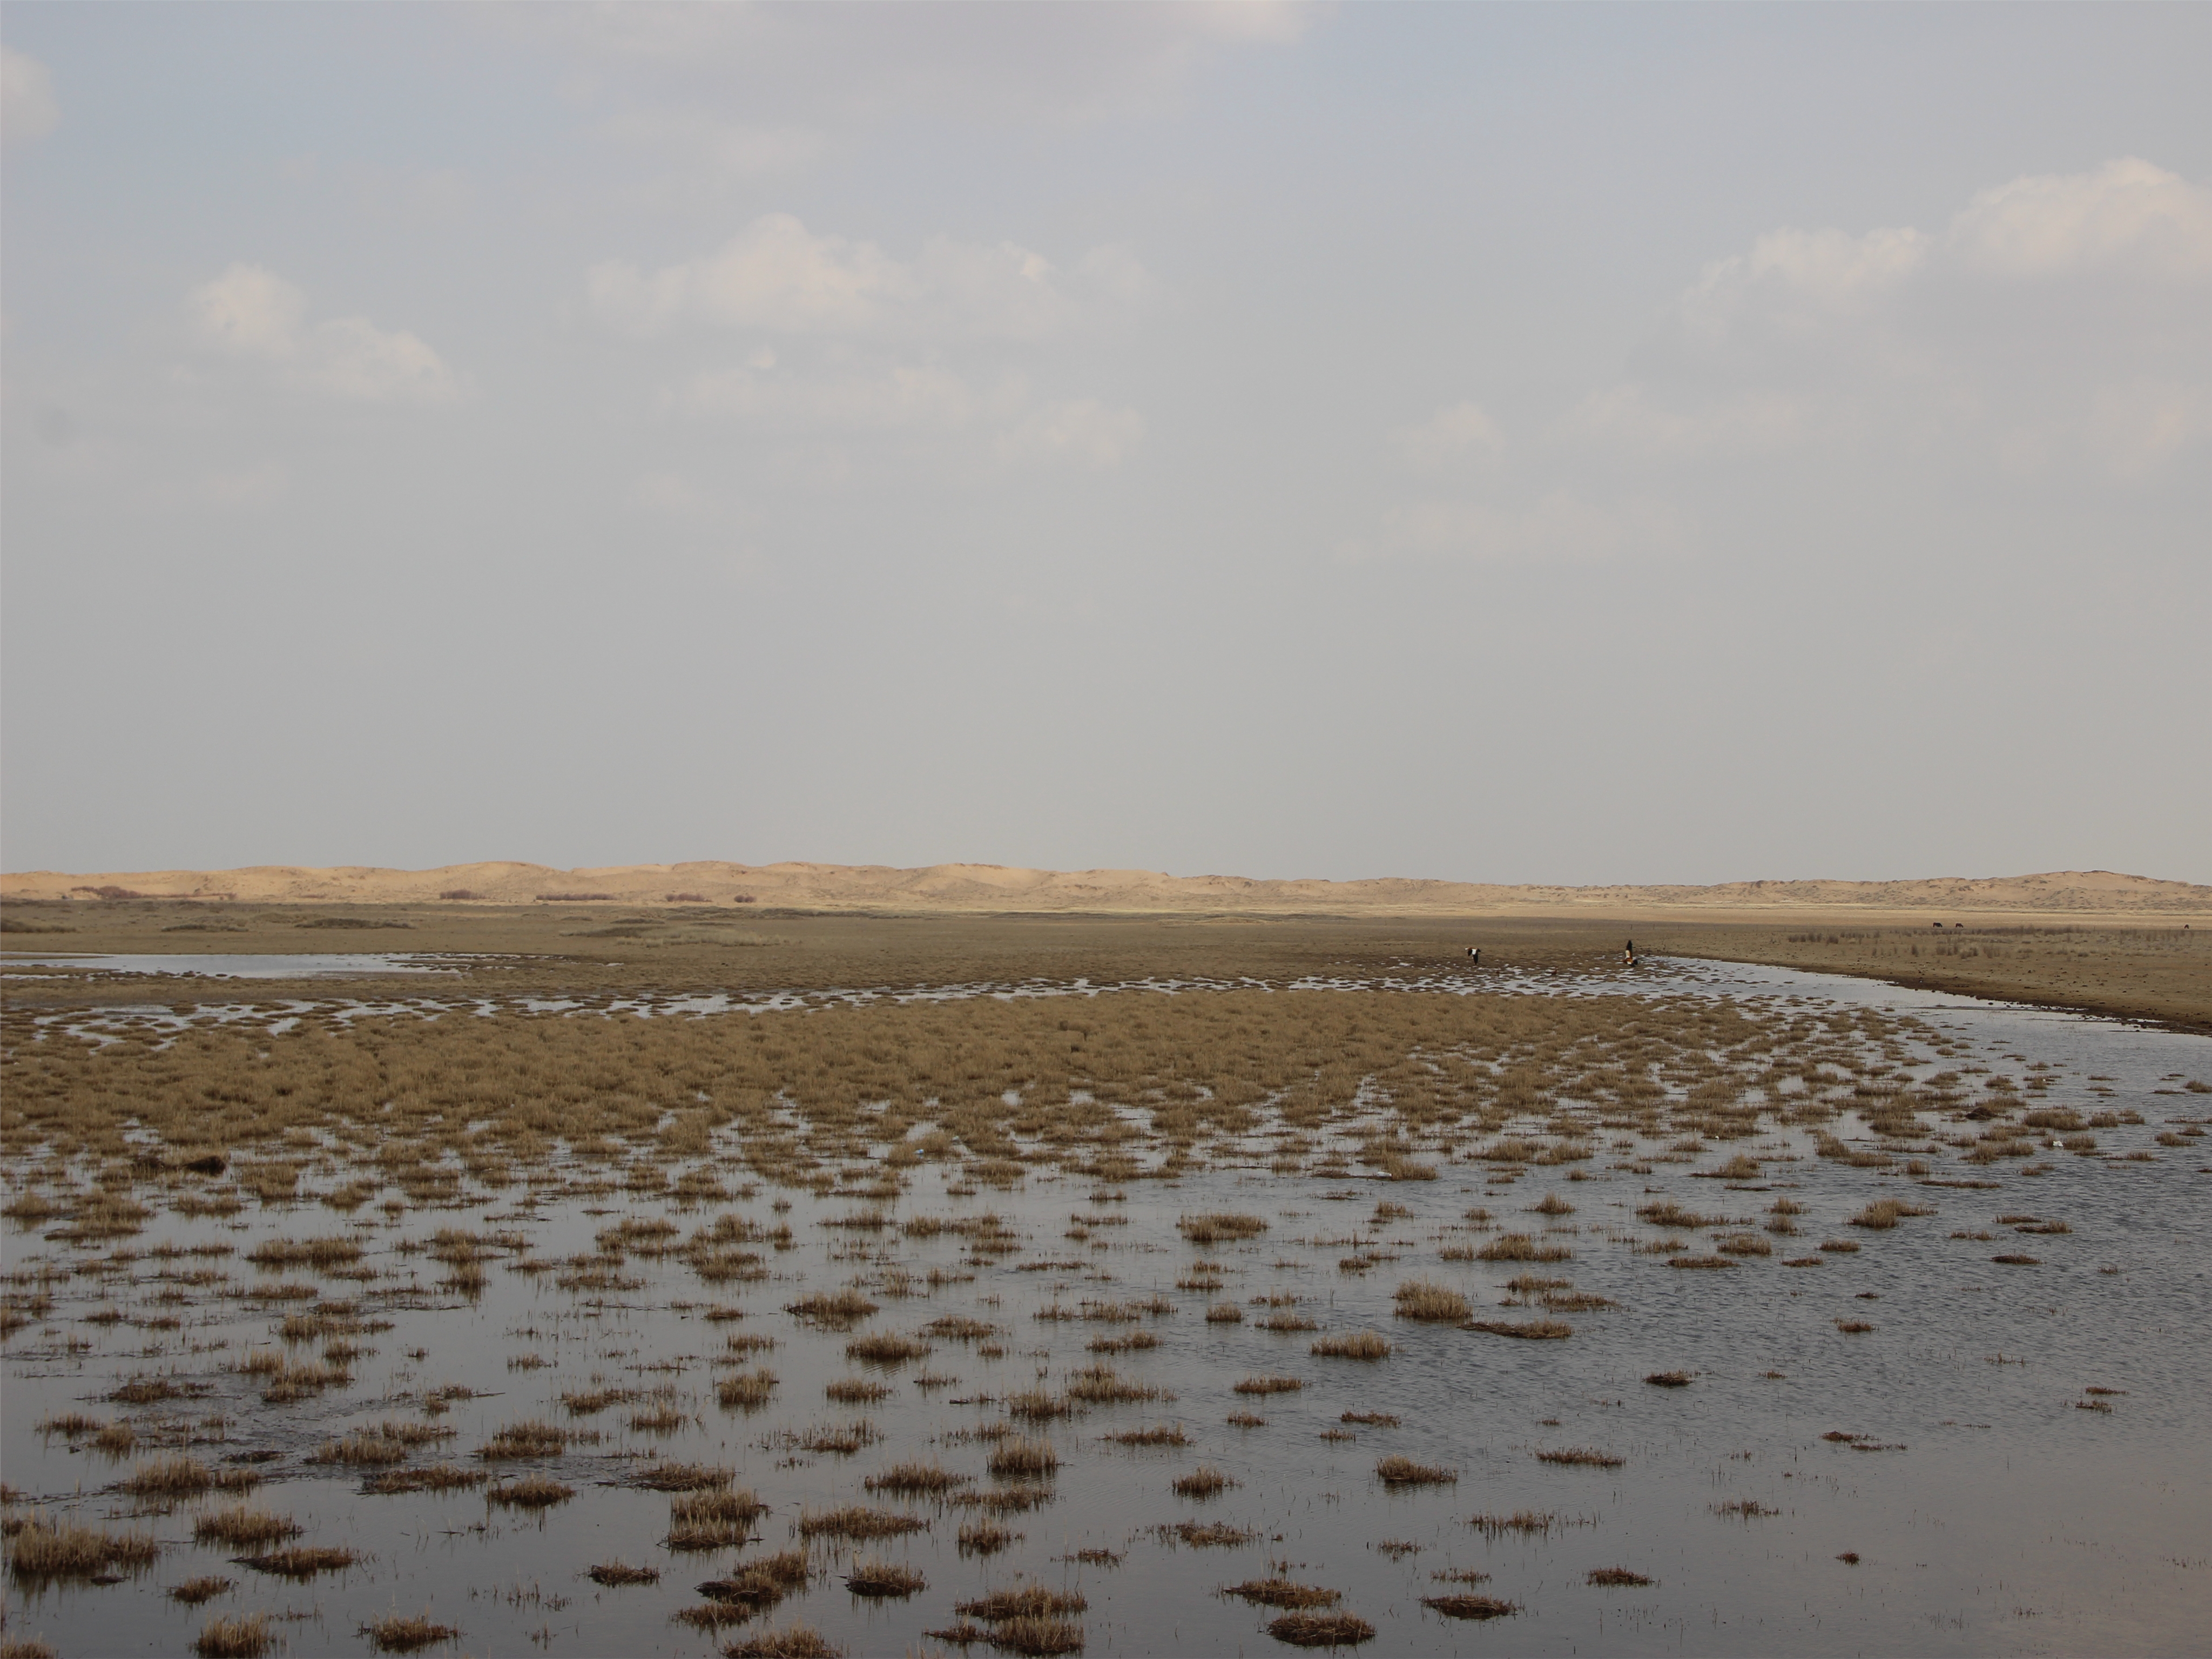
top-left (194, 1508), bottom-right (300, 1548)
top-left (169, 1575), bottom-right (235, 1604)
top-left (360, 1613), bottom-right (460, 1653)
top-left (797, 1506), bottom-right (929, 1540)
top-left (988, 1438), bottom-right (1060, 1480)
top-left (7, 1517), bottom-right (160, 1582)
top-left (1422, 1594), bottom-right (1519, 1620)
top-left (666, 1488), bottom-right (767, 1549)
top-left (1535, 1446), bottom-right (1623, 1468)
top-left (191, 1615), bottom-right (272, 1658)
top-left (484, 1476), bottom-right (572, 1509)
top-left (843, 1559), bottom-right (926, 1597)
top-left (234, 1545), bottom-right (359, 1577)
top-left (1375, 1456), bottom-right (1455, 1486)
top-left (1268, 1610), bottom-right (1375, 1646)
top-left (1312, 1331), bottom-right (1391, 1360)
top-left (1226, 1577), bottom-right (1340, 1608)
top-left (1392, 1281), bottom-right (1471, 1322)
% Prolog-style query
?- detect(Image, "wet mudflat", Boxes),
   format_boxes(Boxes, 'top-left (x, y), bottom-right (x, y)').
top-left (3, 957), bottom-right (2207, 1657)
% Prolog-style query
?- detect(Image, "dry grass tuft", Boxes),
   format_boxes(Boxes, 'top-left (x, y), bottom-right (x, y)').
top-left (845, 1333), bottom-right (929, 1366)
top-left (1466, 1510), bottom-right (1562, 1536)
top-left (1171, 1467), bottom-right (1236, 1500)
top-left (1311, 1331), bottom-right (1391, 1361)
top-left (797, 1506), bottom-right (929, 1540)
top-left (866, 1461), bottom-right (970, 1495)
top-left (957, 1583), bottom-right (1088, 1621)
top-left (588, 1561), bottom-right (660, 1585)
top-left (1157, 1520), bottom-right (1258, 1548)
top-left (363, 1464), bottom-right (483, 1495)
top-left (786, 1290), bottom-right (879, 1330)
top-left (1391, 1281), bottom-right (1471, 1323)
top-left (1233, 1375), bottom-right (1303, 1395)
top-left (484, 1475), bottom-right (574, 1509)
top-left (1588, 1567), bottom-right (1654, 1586)
top-left (1179, 1213), bottom-right (1268, 1244)
top-left (234, 1545), bottom-right (358, 1577)
top-left (722, 1624), bottom-right (844, 1659)
top-left (7, 1517), bottom-right (160, 1581)
top-left (191, 1614), bottom-right (272, 1658)
top-left (194, 1508), bottom-right (300, 1548)
top-left (1535, 1446), bottom-right (1622, 1468)
top-left (1421, 1594), bottom-right (1519, 1621)
top-left (1645, 1371), bottom-right (1692, 1387)
top-left (666, 1488), bottom-right (768, 1549)
top-left (123, 1455), bottom-right (215, 1498)
top-left (169, 1575), bottom-right (235, 1604)
top-left (844, 1559), bottom-right (926, 1597)
top-left (1267, 1609), bottom-right (1375, 1646)
top-left (360, 1612), bottom-right (460, 1653)
top-left (988, 1438), bottom-right (1060, 1480)
top-left (1375, 1456), bottom-right (1455, 1487)
top-left (717, 1368), bottom-right (779, 1411)
top-left (1226, 1578), bottom-right (1340, 1608)
top-left (1463, 1318), bottom-right (1572, 1339)
top-left (959, 1520), bottom-right (1019, 1556)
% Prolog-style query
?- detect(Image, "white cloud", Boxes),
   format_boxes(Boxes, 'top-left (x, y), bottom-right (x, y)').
top-left (688, 359), bottom-right (1010, 431)
top-left (1947, 157), bottom-right (2212, 280)
top-left (1393, 401), bottom-right (1503, 473)
top-left (1375, 491), bottom-right (1675, 565)
top-left (1584, 158), bottom-right (2211, 480)
top-left (996, 400), bottom-right (1145, 469)
top-left (186, 264), bottom-right (462, 404)
top-left (2, 45), bottom-right (59, 143)
top-left (188, 264), bottom-right (308, 359)
top-left (588, 213), bottom-right (1144, 343)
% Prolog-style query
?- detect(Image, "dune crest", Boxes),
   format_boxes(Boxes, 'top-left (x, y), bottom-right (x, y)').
top-left (4, 861), bottom-right (2206, 918)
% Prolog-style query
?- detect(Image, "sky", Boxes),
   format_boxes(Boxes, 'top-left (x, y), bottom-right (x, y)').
top-left (3, 3), bottom-right (2207, 887)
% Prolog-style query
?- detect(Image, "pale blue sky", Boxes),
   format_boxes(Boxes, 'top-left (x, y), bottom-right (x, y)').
top-left (5, 4), bottom-right (2207, 884)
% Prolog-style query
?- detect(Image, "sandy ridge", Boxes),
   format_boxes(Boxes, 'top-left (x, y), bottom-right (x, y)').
top-left (5, 861), bottom-right (2207, 918)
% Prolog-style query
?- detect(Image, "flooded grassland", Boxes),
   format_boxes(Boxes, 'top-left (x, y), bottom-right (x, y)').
top-left (2, 941), bottom-right (2207, 1658)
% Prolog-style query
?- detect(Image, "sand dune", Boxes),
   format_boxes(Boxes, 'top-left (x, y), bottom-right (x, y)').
top-left (4, 860), bottom-right (2206, 918)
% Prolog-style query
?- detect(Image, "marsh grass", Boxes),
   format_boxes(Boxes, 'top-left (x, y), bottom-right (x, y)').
top-left (169, 1575), bottom-right (234, 1604)
top-left (363, 1464), bottom-right (482, 1495)
top-left (1375, 1456), bottom-right (1454, 1487)
top-left (988, 1439), bottom-right (1059, 1480)
top-left (722, 1623), bottom-right (842, 1659)
top-left (194, 1508), bottom-right (299, 1548)
top-left (1463, 1318), bottom-right (1572, 1339)
top-left (843, 1559), bottom-right (926, 1597)
top-left (797, 1506), bottom-right (929, 1541)
top-left (959, 1520), bottom-right (1020, 1556)
top-left (1535, 1447), bottom-right (1622, 1468)
top-left (1226, 1577), bottom-right (1340, 1608)
top-left (1422, 1595), bottom-right (1518, 1620)
top-left (1267, 1610), bottom-right (1375, 1645)
top-left (1392, 1281), bottom-right (1471, 1322)
top-left (6, 1518), bottom-right (160, 1582)
top-left (484, 1475), bottom-right (573, 1510)
top-left (586, 1561), bottom-right (659, 1586)
top-left (1233, 1375), bottom-right (1302, 1395)
top-left (191, 1615), bottom-right (271, 1658)
top-left (234, 1545), bottom-right (359, 1577)
top-left (1311, 1331), bottom-right (1391, 1360)
top-left (1588, 1567), bottom-right (1654, 1586)
top-left (360, 1613), bottom-right (460, 1653)
top-left (666, 1488), bottom-right (767, 1549)
top-left (866, 1461), bottom-right (969, 1495)
top-left (1171, 1467), bottom-right (1236, 1499)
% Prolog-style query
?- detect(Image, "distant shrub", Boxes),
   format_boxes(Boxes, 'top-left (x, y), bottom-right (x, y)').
top-left (437, 889), bottom-right (480, 901)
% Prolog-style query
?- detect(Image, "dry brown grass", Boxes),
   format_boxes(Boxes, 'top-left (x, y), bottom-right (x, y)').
top-left (1588, 1567), bottom-right (1654, 1586)
top-left (1311, 1331), bottom-right (1391, 1360)
top-left (363, 1464), bottom-right (483, 1495)
top-left (191, 1615), bottom-right (272, 1658)
top-left (988, 1438), bottom-right (1060, 1480)
top-left (1179, 1213), bottom-right (1268, 1244)
top-left (666, 1488), bottom-right (768, 1549)
top-left (960, 1520), bottom-right (1020, 1556)
top-left (1171, 1466), bottom-right (1236, 1500)
top-left (1233, 1374), bottom-right (1303, 1395)
top-left (587, 1561), bottom-right (660, 1585)
top-left (1464, 1317), bottom-right (1572, 1339)
top-left (843, 1558), bottom-right (926, 1597)
top-left (866, 1461), bottom-right (970, 1494)
top-left (1267, 1610), bottom-right (1375, 1645)
top-left (1422, 1594), bottom-right (1519, 1620)
top-left (1375, 1456), bottom-right (1455, 1487)
top-left (1226, 1577), bottom-right (1340, 1608)
top-left (6, 1517), bottom-right (160, 1581)
top-left (1535, 1446), bottom-right (1622, 1468)
top-left (168, 1575), bottom-right (235, 1604)
top-left (360, 1613), bottom-right (460, 1653)
top-left (1392, 1280), bottom-right (1471, 1322)
top-left (235, 1545), bottom-right (358, 1577)
top-left (484, 1475), bottom-right (573, 1509)
top-left (723, 1624), bottom-right (844, 1659)
top-left (194, 1508), bottom-right (300, 1548)
top-left (797, 1506), bottom-right (929, 1540)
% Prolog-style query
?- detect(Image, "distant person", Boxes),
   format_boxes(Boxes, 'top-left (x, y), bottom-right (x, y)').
top-left (1623, 939), bottom-right (1636, 966)
top-left (1467, 947), bottom-right (1480, 966)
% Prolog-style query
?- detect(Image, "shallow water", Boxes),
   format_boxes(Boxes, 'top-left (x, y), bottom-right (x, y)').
top-left (3, 962), bottom-right (2207, 1657)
